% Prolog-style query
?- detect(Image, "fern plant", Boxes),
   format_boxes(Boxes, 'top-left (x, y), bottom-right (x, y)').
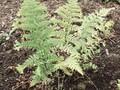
top-left (13, 0), bottom-right (114, 86)
top-left (50, 0), bottom-right (114, 75)
top-left (13, 0), bottom-right (60, 86)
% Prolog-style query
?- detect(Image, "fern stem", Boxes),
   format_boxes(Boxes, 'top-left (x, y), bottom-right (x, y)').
top-left (85, 74), bottom-right (98, 90)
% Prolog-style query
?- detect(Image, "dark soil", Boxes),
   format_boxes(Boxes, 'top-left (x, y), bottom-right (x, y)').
top-left (0, 0), bottom-right (120, 90)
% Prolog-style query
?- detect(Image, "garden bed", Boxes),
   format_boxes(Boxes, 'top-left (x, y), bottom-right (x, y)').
top-left (0, 0), bottom-right (120, 90)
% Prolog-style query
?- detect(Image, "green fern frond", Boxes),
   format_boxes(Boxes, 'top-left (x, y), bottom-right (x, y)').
top-left (51, 0), bottom-right (84, 75)
top-left (51, 0), bottom-right (114, 75)
top-left (13, 0), bottom-right (60, 86)
top-left (79, 8), bottom-right (114, 61)
top-left (55, 56), bottom-right (83, 76)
